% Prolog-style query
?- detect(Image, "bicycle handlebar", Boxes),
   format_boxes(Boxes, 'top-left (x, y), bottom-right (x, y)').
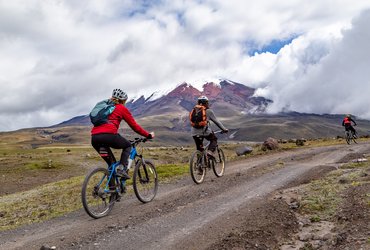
top-left (213, 130), bottom-right (228, 134)
top-left (131, 137), bottom-right (151, 146)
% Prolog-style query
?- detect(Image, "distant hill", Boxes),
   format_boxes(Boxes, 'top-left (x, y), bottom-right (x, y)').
top-left (2, 112), bottom-right (370, 149)
top-left (2, 80), bottom-right (370, 148)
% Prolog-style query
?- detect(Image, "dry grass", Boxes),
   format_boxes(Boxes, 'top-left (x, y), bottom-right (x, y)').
top-left (1, 137), bottom-right (369, 231)
top-left (299, 156), bottom-right (370, 222)
top-left (0, 176), bottom-right (83, 231)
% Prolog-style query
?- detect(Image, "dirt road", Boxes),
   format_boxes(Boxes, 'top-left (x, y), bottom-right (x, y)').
top-left (1, 142), bottom-right (369, 250)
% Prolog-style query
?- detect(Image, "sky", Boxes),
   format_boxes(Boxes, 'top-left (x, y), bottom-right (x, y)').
top-left (1, 0), bottom-right (370, 131)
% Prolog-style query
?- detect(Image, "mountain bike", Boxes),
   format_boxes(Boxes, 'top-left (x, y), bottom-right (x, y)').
top-left (81, 137), bottom-right (158, 219)
top-left (345, 129), bottom-right (357, 145)
top-left (189, 130), bottom-right (226, 184)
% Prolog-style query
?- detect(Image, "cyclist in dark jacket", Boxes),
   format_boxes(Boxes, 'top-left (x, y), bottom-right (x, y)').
top-left (91, 89), bottom-right (154, 179)
top-left (342, 114), bottom-right (357, 138)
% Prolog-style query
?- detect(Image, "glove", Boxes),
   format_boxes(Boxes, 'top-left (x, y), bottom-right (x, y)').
top-left (222, 129), bottom-right (229, 134)
top-left (147, 132), bottom-right (155, 139)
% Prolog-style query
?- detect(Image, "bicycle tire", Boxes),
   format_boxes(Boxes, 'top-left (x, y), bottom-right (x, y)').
top-left (212, 147), bottom-right (225, 177)
top-left (81, 167), bottom-right (116, 219)
top-left (345, 131), bottom-right (351, 144)
top-left (352, 134), bottom-right (357, 144)
top-left (133, 159), bottom-right (158, 203)
top-left (190, 150), bottom-right (206, 184)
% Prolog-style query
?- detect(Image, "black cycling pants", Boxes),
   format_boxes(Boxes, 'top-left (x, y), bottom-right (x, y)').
top-left (344, 125), bottom-right (356, 135)
top-left (193, 133), bottom-right (218, 152)
top-left (91, 133), bottom-right (132, 167)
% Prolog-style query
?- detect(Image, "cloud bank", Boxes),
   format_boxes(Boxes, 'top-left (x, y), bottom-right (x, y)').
top-left (1, 0), bottom-right (370, 131)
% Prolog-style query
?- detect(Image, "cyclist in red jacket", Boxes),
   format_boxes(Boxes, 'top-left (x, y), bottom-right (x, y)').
top-left (342, 114), bottom-right (357, 138)
top-left (91, 89), bottom-right (154, 179)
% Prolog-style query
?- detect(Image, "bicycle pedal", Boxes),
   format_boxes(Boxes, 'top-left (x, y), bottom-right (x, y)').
top-left (116, 193), bottom-right (122, 202)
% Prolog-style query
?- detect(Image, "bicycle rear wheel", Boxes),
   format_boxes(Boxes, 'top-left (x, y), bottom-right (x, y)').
top-left (212, 147), bottom-right (225, 177)
top-left (345, 131), bottom-right (351, 144)
top-left (190, 150), bottom-right (206, 184)
top-left (81, 167), bottom-right (116, 219)
top-left (133, 159), bottom-right (158, 203)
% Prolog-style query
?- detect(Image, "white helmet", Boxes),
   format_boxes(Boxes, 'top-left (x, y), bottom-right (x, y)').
top-left (197, 95), bottom-right (209, 105)
top-left (112, 89), bottom-right (128, 101)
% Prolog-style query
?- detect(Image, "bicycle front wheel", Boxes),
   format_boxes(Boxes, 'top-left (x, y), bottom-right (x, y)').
top-left (133, 159), bottom-right (158, 203)
top-left (212, 147), bottom-right (225, 177)
top-left (190, 150), bottom-right (206, 184)
top-left (81, 167), bottom-right (116, 219)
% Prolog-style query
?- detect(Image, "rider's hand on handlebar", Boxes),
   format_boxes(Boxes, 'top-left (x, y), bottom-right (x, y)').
top-left (222, 129), bottom-right (229, 134)
top-left (147, 132), bottom-right (155, 139)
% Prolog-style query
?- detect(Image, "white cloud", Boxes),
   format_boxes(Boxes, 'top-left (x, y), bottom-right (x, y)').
top-left (0, 0), bottom-right (370, 131)
top-left (260, 9), bottom-right (370, 119)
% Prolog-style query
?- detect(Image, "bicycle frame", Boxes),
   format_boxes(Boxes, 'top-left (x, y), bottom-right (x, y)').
top-left (100, 138), bottom-right (144, 194)
top-left (97, 162), bottom-right (121, 195)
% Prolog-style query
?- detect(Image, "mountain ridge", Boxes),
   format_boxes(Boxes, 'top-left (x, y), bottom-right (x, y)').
top-left (57, 79), bottom-right (272, 127)
top-left (4, 80), bottom-right (369, 146)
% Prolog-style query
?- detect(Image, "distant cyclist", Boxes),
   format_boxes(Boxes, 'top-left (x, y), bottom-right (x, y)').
top-left (91, 89), bottom-right (154, 179)
top-left (190, 96), bottom-right (228, 158)
top-left (342, 114), bottom-right (357, 138)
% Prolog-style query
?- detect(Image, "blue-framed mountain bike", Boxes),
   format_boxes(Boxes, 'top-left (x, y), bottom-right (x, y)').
top-left (81, 137), bottom-right (158, 219)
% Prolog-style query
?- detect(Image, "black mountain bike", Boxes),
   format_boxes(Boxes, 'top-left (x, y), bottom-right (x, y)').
top-left (345, 129), bottom-right (357, 145)
top-left (189, 131), bottom-right (226, 184)
top-left (81, 138), bottom-right (158, 219)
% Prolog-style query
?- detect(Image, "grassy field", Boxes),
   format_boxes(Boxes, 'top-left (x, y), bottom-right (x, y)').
top-left (0, 137), bottom-right (368, 231)
top-left (298, 157), bottom-right (370, 221)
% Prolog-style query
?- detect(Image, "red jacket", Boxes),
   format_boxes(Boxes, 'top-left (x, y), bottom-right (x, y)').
top-left (91, 104), bottom-right (149, 137)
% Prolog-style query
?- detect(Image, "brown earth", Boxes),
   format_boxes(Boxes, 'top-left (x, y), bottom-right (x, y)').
top-left (0, 148), bottom-right (97, 196)
top-left (0, 142), bottom-right (369, 250)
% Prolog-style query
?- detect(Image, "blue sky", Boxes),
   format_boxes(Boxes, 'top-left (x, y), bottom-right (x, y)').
top-left (249, 37), bottom-right (297, 55)
top-left (1, 0), bottom-right (370, 131)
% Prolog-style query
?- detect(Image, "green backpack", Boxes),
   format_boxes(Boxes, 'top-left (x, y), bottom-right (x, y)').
top-left (89, 99), bottom-right (115, 126)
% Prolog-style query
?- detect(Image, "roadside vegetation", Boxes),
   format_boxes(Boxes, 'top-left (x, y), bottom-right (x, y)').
top-left (299, 159), bottom-right (369, 220)
top-left (279, 148), bottom-right (370, 249)
top-left (0, 137), bottom-right (369, 231)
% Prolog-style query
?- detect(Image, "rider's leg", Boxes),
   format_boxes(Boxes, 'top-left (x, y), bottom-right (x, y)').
top-left (99, 147), bottom-right (115, 166)
top-left (192, 136), bottom-right (204, 174)
top-left (206, 133), bottom-right (218, 152)
top-left (344, 125), bottom-right (350, 134)
top-left (91, 139), bottom-right (116, 188)
top-left (91, 135), bottom-right (116, 166)
top-left (107, 134), bottom-right (131, 167)
top-left (107, 134), bottom-right (132, 179)
top-left (350, 126), bottom-right (357, 137)
top-left (193, 135), bottom-right (204, 151)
